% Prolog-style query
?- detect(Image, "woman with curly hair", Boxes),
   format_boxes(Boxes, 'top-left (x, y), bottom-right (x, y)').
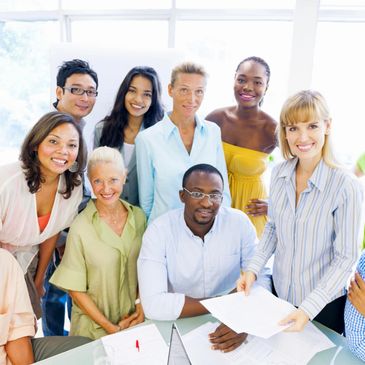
top-left (0, 111), bottom-right (85, 318)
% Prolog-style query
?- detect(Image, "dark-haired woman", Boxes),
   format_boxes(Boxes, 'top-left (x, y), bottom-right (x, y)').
top-left (0, 111), bottom-right (85, 318)
top-left (94, 66), bottom-right (164, 205)
top-left (206, 56), bottom-right (277, 237)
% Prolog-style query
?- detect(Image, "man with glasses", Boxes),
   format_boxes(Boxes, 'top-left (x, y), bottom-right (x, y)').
top-left (54, 58), bottom-right (98, 124)
top-left (42, 59), bottom-right (98, 337)
top-left (138, 163), bottom-right (270, 353)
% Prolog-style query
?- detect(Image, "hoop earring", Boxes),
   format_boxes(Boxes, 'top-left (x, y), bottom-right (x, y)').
top-left (68, 161), bottom-right (79, 173)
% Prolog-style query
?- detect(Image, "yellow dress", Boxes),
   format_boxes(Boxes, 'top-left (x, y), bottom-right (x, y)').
top-left (223, 142), bottom-right (268, 238)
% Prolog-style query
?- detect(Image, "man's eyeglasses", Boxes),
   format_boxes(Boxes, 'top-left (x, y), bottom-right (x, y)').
top-left (63, 87), bottom-right (98, 97)
top-left (183, 188), bottom-right (223, 203)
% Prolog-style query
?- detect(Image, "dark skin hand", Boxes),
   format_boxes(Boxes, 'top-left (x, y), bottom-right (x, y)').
top-left (348, 272), bottom-right (365, 316)
top-left (180, 296), bottom-right (209, 318)
top-left (209, 323), bottom-right (247, 352)
top-left (246, 198), bottom-right (268, 217)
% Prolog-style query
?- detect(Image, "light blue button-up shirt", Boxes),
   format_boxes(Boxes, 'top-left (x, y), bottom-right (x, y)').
top-left (248, 158), bottom-right (364, 319)
top-left (135, 113), bottom-right (231, 223)
top-left (137, 206), bottom-right (270, 320)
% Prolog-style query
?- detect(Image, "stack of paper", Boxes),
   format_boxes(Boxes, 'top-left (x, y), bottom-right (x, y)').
top-left (182, 321), bottom-right (335, 365)
top-left (101, 323), bottom-right (168, 364)
top-left (200, 285), bottom-right (295, 338)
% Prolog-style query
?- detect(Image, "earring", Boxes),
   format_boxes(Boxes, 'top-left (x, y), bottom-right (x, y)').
top-left (68, 161), bottom-right (79, 173)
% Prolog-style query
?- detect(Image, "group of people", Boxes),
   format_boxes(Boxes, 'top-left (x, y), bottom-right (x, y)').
top-left (1, 55), bottom-right (365, 364)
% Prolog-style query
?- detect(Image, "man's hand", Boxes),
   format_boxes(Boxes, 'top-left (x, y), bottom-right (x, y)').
top-left (208, 323), bottom-right (247, 353)
top-left (246, 199), bottom-right (268, 217)
top-left (236, 271), bottom-right (256, 295)
top-left (279, 308), bottom-right (309, 332)
top-left (348, 272), bottom-right (365, 316)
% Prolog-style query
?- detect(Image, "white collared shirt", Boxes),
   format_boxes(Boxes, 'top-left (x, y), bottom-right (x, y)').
top-left (138, 206), bottom-right (270, 320)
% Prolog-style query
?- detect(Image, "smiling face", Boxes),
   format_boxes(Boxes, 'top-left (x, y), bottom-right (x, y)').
top-left (37, 122), bottom-right (79, 178)
top-left (168, 73), bottom-right (206, 121)
top-left (56, 73), bottom-right (97, 122)
top-left (180, 171), bottom-right (223, 235)
top-left (234, 61), bottom-right (268, 108)
top-left (285, 119), bottom-right (331, 164)
top-left (89, 162), bottom-right (126, 207)
top-left (124, 75), bottom-right (153, 119)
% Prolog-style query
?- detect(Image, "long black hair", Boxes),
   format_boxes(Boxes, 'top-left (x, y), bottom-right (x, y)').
top-left (99, 66), bottom-right (164, 148)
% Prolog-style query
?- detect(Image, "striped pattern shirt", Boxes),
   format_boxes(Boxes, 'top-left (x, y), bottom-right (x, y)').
top-left (344, 251), bottom-right (365, 361)
top-left (247, 158), bottom-right (364, 319)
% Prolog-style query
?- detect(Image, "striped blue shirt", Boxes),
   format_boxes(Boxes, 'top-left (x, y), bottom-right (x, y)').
top-left (247, 158), bottom-right (363, 319)
top-left (345, 252), bottom-right (365, 361)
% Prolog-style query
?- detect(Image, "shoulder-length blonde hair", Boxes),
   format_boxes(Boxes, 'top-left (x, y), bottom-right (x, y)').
top-left (278, 90), bottom-right (338, 168)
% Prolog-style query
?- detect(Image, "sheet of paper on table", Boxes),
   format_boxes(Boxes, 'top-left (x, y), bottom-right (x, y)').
top-left (101, 323), bottom-right (168, 365)
top-left (200, 285), bottom-right (295, 338)
top-left (182, 321), bottom-right (335, 365)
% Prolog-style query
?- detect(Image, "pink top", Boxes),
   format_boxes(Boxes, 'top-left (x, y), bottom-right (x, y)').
top-left (0, 249), bottom-right (35, 365)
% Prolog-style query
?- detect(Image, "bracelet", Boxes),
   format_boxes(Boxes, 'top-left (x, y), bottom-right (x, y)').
top-left (135, 298), bottom-right (141, 305)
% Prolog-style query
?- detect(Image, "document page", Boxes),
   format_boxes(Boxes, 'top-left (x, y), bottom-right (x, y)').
top-left (101, 323), bottom-right (168, 365)
top-left (200, 286), bottom-right (294, 338)
top-left (182, 321), bottom-right (335, 365)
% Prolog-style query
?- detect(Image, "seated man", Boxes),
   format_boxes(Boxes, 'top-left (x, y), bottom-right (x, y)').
top-left (138, 163), bottom-right (270, 353)
top-left (345, 251), bottom-right (365, 361)
top-left (0, 248), bottom-right (91, 364)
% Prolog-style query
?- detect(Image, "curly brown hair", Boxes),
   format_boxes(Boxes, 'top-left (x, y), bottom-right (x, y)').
top-left (20, 111), bottom-right (86, 198)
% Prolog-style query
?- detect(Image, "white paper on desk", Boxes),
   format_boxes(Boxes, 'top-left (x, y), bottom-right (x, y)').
top-left (101, 323), bottom-right (168, 365)
top-left (182, 321), bottom-right (335, 365)
top-left (200, 285), bottom-right (295, 338)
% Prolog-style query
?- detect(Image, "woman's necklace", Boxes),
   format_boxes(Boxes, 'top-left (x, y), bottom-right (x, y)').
top-left (97, 202), bottom-right (127, 227)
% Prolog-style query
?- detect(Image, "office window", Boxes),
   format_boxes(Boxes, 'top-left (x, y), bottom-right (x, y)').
top-left (0, 20), bottom-right (59, 163)
top-left (71, 20), bottom-right (168, 48)
top-left (320, 0), bottom-right (365, 7)
top-left (312, 21), bottom-right (365, 164)
top-left (62, 0), bottom-right (171, 10)
top-left (175, 20), bottom-right (292, 120)
top-left (176, 0), bottom-right (295, 9)
top-left (0, 0), bottom-right (58, 11)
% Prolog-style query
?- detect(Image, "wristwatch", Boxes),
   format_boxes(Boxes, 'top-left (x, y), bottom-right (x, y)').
top-left (135, 298), bottom-right (141, 305)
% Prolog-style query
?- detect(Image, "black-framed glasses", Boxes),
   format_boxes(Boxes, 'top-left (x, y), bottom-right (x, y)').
top-left (183, 188), bottom-right (223, 203)
top-left (63, 87), bottom-right (98, 97)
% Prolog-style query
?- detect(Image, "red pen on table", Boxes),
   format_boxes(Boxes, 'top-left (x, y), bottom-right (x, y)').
top-left (135, 339), bottom-right (140, 352)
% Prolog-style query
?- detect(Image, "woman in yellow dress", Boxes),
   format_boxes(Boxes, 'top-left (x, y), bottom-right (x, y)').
top-left (206, 56), bottom-right (276, 237)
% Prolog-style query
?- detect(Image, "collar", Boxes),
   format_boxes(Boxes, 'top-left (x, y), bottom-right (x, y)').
top-left (180, 207), bottom-right (220, 240)
top-left (85, 199), bottom-right (136, 230)
top-left (162, 112), bottom-right (206, 138)
top-left (278, 158), bottom-right (329, 192)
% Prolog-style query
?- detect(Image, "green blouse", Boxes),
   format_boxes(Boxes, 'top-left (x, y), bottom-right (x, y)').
top-left (50, 199), bottom-right (146, 340)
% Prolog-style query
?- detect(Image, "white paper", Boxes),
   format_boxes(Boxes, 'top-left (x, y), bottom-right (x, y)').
top-left (182, 321), bottom-right (335, 365)
top-left (200, 286), bottom-right (295, 338)
top-left (101, 323), bottom-right (168, 365)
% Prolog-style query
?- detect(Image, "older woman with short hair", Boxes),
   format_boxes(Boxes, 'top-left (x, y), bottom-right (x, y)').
top-left (50, 146), bottom-right (146, 340)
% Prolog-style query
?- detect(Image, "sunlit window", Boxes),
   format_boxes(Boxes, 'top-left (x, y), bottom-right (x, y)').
top-left (312, 21), bottom-right (365, 164)
top-left (71, 20), bottom-right (168, 48)
top-left (175, 20), bottom-right (293, 120)
top-left (0, 20), bottom-right (59, 163)
top-left (0, 0), bottom-right (58, 11)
